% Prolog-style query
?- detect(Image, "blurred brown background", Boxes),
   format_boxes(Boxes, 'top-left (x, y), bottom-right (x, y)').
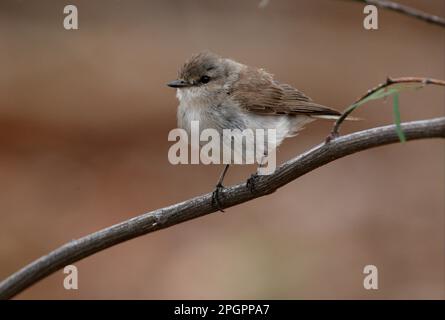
top-left (0, 0), bottom-right (444, 299)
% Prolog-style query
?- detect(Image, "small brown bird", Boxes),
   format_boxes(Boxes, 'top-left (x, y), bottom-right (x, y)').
top-left (167, 51), bottom-right (344, 210)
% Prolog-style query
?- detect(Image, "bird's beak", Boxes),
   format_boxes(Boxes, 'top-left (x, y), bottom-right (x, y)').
top-left (167, 79), bottom-right (189, 88)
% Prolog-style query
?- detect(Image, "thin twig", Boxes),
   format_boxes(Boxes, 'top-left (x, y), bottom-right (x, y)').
top-left (328, 77), bottom-right (445, 139)
top-left (0, 117), bottom-right (444, 299)
top-left (354, 0), bottom-right (445, 28)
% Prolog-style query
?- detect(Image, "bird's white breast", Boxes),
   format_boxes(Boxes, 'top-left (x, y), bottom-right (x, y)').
top-left (175, 87), bottom-right (314, 162)
top-left (176, 87), bottom-right (216, 134)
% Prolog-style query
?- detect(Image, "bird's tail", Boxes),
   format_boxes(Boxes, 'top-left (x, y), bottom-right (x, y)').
top-left (311, 114), bottom-right (362, 121)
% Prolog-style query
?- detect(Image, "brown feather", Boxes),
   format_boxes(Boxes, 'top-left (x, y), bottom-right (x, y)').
top-left (231, 67), bottom-right (341, 117)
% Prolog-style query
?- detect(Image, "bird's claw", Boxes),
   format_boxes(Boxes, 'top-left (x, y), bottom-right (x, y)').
top-left (212, 183), bottom-right (225, 212)
top-left (246, 173), bottom-right (259, 193)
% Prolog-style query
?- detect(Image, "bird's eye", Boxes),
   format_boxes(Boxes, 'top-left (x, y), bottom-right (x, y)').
top-left (200, 75), bottom-right (211, 84)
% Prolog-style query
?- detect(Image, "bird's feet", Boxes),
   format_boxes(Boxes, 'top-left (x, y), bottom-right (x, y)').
top-left (212, 183), bottom-right (225, 212)
top-left (246, 173), bottom-right (259, 193)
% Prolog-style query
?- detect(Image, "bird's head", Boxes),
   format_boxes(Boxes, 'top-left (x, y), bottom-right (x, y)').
top-left (167, 51), bottom-right (242, 102)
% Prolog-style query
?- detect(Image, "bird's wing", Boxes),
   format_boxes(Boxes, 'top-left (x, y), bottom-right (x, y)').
top-left (230, 67), bottom-right (341, 116)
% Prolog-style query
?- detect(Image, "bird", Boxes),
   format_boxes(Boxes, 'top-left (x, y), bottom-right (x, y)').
top-left (167, 51), bottom-right (345, 211)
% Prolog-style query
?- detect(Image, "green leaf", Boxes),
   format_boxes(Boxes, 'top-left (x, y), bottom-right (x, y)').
top-left (392, 92), bottom-right (406, 143)
top-left (340, 82), bottom-right (421, 140)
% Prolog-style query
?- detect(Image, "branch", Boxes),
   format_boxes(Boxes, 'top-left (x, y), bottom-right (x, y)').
top-left (1, 117), bottom-right (444, 299)
top-left (353, 0), bottom-right (445, 28)
top-left (329, 77), bottom-right (445, 139)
